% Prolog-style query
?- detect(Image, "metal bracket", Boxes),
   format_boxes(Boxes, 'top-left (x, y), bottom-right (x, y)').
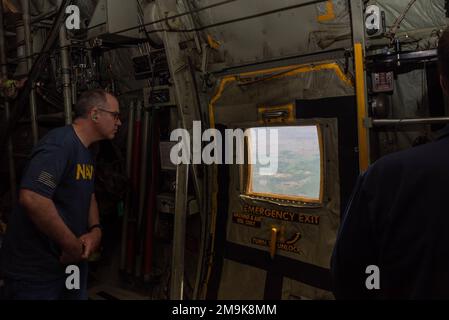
top-left (364, 117), bottom-right (373, 128)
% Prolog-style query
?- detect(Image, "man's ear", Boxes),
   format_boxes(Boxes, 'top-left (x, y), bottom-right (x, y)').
top-left (91, 109), bottom-right (98, 122)
top-left (440, 75), bottom-right (449, 96)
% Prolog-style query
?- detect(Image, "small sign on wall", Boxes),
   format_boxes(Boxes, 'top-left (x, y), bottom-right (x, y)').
top-left (316, 0), bottom-right (336, 22)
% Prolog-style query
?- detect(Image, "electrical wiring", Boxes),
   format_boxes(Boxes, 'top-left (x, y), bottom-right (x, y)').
top-left (385, 0), bottom-right (418, 43)
top-left (0, 0), bottom-right (73, 152)
top-left (136, 0), bottom-right (163, 49)
top-left (5, 0), bottom-right (331, 65)
top-left (80, 0), bottom-right (239, 35)
top-left (83, 0), bottom-right (328, 42)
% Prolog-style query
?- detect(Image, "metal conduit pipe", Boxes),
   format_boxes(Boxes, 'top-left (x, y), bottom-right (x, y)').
top-left (120, 101), bottom-right (135, 271)
top-left (372, 117), bottom-right (449, 126)
top-left (13, 9), bottom-right (58, 27)
top-left (0, 1), bottom-right (17, 202)
top-left (143, 110), bottom-right (159, 280)
top-left (21, 0), bottom-right (38, 145)
top-left (171, 162), bottom-right (189, 300)
top-left (126, 102), bottom-right (142, 273)
top-left (31, 10), bottom-right (58, 24)
top-left (135, 103), bottom-right (150, 277)
top-left (59, 26), bottom-right (72, 124)
top-left (137, 105), bottom-right (150, 222)
top-left (71, 78), bottom-right (77, 106)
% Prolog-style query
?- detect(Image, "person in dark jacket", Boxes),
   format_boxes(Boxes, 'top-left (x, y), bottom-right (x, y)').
top-left (331, 27), bottom-right (449, 299)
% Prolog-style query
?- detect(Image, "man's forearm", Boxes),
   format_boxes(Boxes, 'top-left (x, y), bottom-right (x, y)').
top-left (80, 193), bottom-right (102, 259)
top-left (20, 189), bottom-right (82, 256)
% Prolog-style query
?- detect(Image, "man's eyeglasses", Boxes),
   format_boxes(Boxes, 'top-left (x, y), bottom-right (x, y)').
top-left (98, 107), bottom-right (120, 121)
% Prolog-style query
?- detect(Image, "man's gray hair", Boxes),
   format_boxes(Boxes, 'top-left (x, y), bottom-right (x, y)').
top-left (74, 89), bottom-right (109, 118)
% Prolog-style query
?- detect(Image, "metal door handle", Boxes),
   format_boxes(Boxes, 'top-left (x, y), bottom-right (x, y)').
top-left (270, 227), bottom-right (278, 259)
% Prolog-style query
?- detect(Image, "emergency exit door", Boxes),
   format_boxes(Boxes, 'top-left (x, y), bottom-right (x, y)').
top-left (206, 96), bottom-right (359, 300)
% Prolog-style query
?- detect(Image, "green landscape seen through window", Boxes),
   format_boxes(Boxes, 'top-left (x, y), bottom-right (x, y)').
top-left (248, 126), bottom-right (322, 201)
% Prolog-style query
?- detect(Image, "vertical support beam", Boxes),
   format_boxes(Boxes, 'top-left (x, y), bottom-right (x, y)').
top-left (59, 26), bottom-right (73, 124)
top-left (155, 0), bottom-right (205, 300)
top-left (120, 101), bottom-right (135, 271)
top-left (0, 1), bottom-right (17, 202)
top-left (155, 0), bottom-right (203, 200)
top-left (21, 0), bottom-right (38, 145)
top-left (137, 103), bottom-right (149, 231)
top-left (350, 0), bottom-right (370, 172)
top-left (171, 162), bottom-right (189, 300)
top-left (354, 43), bottom-right (370, 172)
top-left (126, 102), bottom-right (136, 179)
top-left (135, 102), bottom-right (149, 277)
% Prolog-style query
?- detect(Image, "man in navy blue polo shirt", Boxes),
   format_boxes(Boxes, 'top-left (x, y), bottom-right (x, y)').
top-left (331, 27), bottom-right (449, 299)
top-left (1, 89), bottom-right (121, 299)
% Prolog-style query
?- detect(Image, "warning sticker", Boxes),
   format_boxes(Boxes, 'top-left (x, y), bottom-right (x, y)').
top-left (232, 212), bottom-right (262, 228)
top-left (251, 237), bottom-right (302, 254)
top-left (243, 204), bottom-right (320, 225)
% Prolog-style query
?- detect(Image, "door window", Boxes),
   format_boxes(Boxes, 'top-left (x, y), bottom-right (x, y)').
top-left (246, 125), bottom-right (323, 203)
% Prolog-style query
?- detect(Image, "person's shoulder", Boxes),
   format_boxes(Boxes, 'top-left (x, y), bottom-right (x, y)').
top-left (30, 126), bottom-right (77, 157)
top-left (367, 138), bottom-right (448, 178)
top-left (38, 125), bottom-right (75, 149)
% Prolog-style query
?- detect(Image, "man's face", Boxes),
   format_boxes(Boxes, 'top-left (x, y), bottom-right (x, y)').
top-left (94, 94), bottom-right (122, 139)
